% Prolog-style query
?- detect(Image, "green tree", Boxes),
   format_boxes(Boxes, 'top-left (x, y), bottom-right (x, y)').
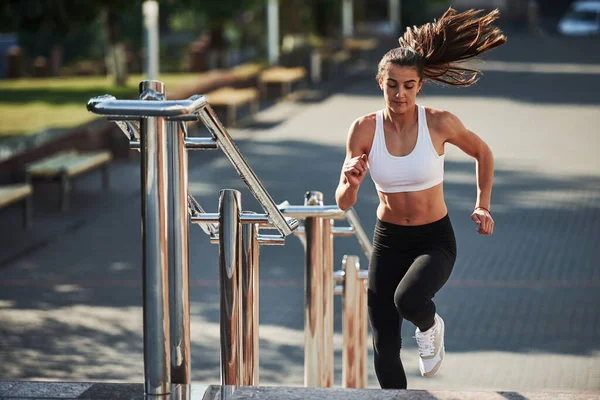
top-left (177, 0), bottom-right (263, 68)
top-left (0, 0), bottom-right (140, 85)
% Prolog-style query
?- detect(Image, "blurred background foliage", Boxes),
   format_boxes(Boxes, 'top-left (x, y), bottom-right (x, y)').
top-left (0, 0), bottom-right (440, 78)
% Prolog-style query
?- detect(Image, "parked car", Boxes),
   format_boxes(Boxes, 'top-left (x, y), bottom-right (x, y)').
top-left (557, 1), bottom-right (600, 36)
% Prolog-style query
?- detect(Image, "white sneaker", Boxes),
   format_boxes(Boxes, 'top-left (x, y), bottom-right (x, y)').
top-left (415, 313), bottom-right (445, 377)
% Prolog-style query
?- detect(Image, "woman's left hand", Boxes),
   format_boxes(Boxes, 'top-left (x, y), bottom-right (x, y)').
top-left (471, 208), bottom-right (494, 235)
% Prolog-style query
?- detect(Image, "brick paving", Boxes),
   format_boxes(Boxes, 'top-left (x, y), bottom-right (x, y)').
top-left (0, 33), bottom-right (599, 397)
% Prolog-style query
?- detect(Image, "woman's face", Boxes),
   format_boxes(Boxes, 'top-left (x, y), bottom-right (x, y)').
top-left (378, 64), bottom-right (423, 114)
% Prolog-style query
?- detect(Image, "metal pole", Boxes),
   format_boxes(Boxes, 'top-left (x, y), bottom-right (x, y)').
top-left (140, 80), bottom-right (171, 395)
top-left (304, 191), bottom-right (324, 387)
top-left (219, 189), bottom-right (243, 386)
top-left (267, 0), bottom-right (279, 65)
top-left (322, 218), bottom-right (334, 387)
top-left (342, 255), bottom-right (359, 388)
top-left (342, 0), bottom-right (354, 38)
top-left (241, 218), bottom-right (260, 386)
top-left (170, 120), bottom-right (190, 384)
top-left (389, 0), bottom-right (400, 33)
top-left (143, 0), bottom-right (159, 80)
top-left (357, 274), bottom-right (368, 388)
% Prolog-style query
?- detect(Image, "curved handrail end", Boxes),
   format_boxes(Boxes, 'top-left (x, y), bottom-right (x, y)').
top-left (87, 94), bottom-right (116, 112)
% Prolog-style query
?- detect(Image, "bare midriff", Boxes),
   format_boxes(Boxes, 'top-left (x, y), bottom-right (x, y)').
top-left (376, 182), bottom-right (448, 226)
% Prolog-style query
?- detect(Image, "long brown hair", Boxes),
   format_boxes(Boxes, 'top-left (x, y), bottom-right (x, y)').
top-left (377, 8), bottom-right (507, 87)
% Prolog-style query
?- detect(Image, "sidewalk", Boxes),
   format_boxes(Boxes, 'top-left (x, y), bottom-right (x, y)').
top-left (0, 32), bottom-right (599, 395)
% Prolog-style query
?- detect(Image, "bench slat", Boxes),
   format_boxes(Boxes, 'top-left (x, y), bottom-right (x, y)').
top-left (259, 67), bottom-right (307, 84)
top-left (28, 151), bottom-right (112, 178)
top-left (0, 184), bottom-right (32, 208)
top-left (231, 63), bottom-right (265, 81)
top-left (207, 87), bottom-right (259, 107)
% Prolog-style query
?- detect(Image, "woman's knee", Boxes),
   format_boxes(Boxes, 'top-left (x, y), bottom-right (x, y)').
top-left (394, 286), bottom-right (427, 321)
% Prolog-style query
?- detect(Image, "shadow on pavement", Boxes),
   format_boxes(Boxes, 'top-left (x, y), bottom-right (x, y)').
top-left (0, 136), bottom-right (598, 383)
top-left (0, 32), bottom-right (598, 384)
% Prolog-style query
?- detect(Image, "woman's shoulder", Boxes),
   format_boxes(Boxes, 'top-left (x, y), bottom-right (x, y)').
top-left (347, 111), bottom-right (378, 139)
top-left (346, 111), bottom-right (378, 153)
top-left (423, 106), bottom-right (461, 130)
top-left (352, 111), bottom-right (378, 132)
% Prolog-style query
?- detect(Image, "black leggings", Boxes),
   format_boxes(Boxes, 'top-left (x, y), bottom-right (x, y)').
top-left (368, 215), bottom-right (456, 389)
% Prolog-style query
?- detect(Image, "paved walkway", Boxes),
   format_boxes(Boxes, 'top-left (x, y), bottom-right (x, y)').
top-left (0, 33), bottom-right (599, 396)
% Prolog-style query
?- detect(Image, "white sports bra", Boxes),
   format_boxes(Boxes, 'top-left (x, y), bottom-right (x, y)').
top-left (368, 105), bottom-right (444, 193)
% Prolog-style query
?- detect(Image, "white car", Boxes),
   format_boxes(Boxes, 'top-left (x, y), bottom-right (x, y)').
top-left (557, 1), bottom-right (600, 36)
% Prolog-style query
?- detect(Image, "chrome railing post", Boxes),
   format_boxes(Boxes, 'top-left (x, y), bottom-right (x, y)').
top-left (304, 191), bottom-right (324, 387)
top-left (140, 80), bottom-right (171, 396)
top-left (218, 189), bottom-right (243, 387)
top-left (241, 217), bottom-right (260, 386)
top-left (170, 120), bottom-right (191, 384)
top-left (322, 218), bottom-right (334, 387)
top-left (357, 270), bottom-right (368, 389)
top-left (341, 255), bottom-right (359, 388)
top-left (337, 255), bottom-right (368, 389)
top-left (88, 86), bottom-right (302, 390)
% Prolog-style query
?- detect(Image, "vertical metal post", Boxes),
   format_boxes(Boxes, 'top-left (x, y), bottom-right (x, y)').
top-left (342, 255), bottom-right (359, 388)
top-left (389, 0), bottom-right (401, 33)
top-left (143, 0), bottom-right (160, 80)
top-left (170, 121), bottom-right (190, 384)
top-left (241, 219), bottom-right (260, 386)
top-left (342, 0), bottom-right (354, 38)
top-left (357, 274), bottom-right (368, 388)
top-left (267, 0), bottom-right (279, 65)
top-left (304, 191), bottom-right (324, 387)
top-left (219, 189), bottom-right (243, 386)
top-left (322, 218), bottom-right (334, 387)
top-left (140, 80), bottom-right (171, 396)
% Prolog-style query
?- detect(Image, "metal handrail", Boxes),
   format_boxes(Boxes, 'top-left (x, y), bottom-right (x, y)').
top-left (277, 201), bottom-right (373, 259)
top-left (88, 93), bottom-right (298, 238)
top-left (197, 105), bottom-right (297, 237)
top-left (344, 208), bottom-right (373, 259)
top-left (87, 93), bottom-right (207, 120)
top-left (87, 81), bottom-right (371, 392)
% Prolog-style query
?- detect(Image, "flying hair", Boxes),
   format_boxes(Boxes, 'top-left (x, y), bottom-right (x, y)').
top-left (394, 8), bottom-right (507, 87)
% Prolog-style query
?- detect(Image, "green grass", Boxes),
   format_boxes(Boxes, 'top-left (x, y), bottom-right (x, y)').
top-left (0, 74), bottom-right (202, 137)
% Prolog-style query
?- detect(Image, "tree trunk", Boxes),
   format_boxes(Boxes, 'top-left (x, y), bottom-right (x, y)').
top-left (105, 8), bottom-right (128, 86)
top-left (312, 0), bottom-right (330, 38)
top-left (208, 23), bottom-right (229, 69)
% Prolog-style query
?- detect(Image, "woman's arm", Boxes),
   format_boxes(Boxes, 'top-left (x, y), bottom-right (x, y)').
top-left (335, 118), bottom-right (370, 211)
top-left (440, 111), bottom-right (495, 235)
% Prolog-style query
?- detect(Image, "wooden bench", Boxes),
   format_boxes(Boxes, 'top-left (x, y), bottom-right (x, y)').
top-left (344, 38), bottom-right (379, 61)
top-left (0, 183), bottom-right (33, 228)
top-left (27, 150), bottom-right (112, 211)
top-left (205, 87), bottom-right (260, 127)
top-left (258, 66), bottom-right (308, 99)
top-left (323, 49), bottom-right (351, 79)
top-left (230, 62), bottom-right (266, 87)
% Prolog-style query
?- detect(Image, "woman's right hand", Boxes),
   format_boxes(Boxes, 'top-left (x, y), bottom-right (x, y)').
top-left (342, 154), bottom-right (368, 188)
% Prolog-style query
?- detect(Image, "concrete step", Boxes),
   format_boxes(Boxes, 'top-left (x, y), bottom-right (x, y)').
top-left (1, 382), bottom-right (598, 400)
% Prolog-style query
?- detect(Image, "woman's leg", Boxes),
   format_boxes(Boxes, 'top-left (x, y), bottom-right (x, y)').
top-left (367, 223), bottom-right (412, 389)
top-left (394, 247), bottom-right (456, 332)
top-left (368, 291), bottom-right (407, 389)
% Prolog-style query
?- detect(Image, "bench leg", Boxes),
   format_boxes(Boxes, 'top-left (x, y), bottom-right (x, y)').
top-left (60, 170), bottom-right (71, 212)
top-left (102, 163), bottom-right (110, 191)
top-left (228, 106), bottom-right (236, 127)
top-left (23, 170), bottom-right (33, 229)
top-left (23, 195), bottom-right (33, 229)
top-left (250, 98), bottom-right (259, 116)
top-left (283, 82), bottom-right (291, 98)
